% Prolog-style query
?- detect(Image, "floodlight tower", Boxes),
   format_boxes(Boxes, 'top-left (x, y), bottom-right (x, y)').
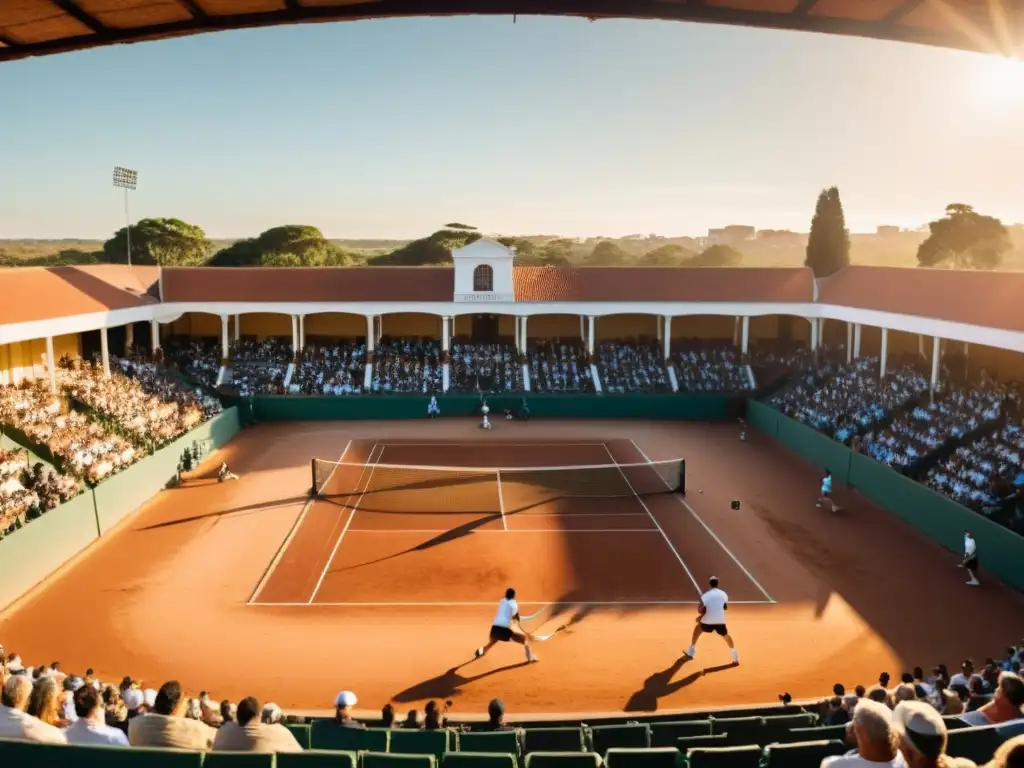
top-left (112, 166), bottom-right (138, 267)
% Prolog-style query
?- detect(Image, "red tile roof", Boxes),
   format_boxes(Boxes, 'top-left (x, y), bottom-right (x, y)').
top-left (160, 267), bottom-right (455, 303)
top-left (0, 265), bottom-right (158, 325)
top-left (512, 266), bottom-right (814, 303)
top-left (817, 266), bottom-right (1024, 333)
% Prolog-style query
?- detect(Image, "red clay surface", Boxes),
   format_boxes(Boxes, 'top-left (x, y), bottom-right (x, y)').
top-left (1, 418), bottom-right (1022, 720)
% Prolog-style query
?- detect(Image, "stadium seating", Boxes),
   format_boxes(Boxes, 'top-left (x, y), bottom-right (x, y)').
top-left (455, 732), bottom-right (520, 755)
top-left (762, 740), bottom-right (848, 768)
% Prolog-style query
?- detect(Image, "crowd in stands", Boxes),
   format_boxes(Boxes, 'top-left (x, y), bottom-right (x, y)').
top-left (166, 339), bottom-right (222, 391)
top-left (231, 338), bottom-right (293, 396)
top-left (0, 450), bottom-right (79, 537)
top-left (292, 340), bottom-right (366, 395)
top-left (449, 341), bottom-right (522, 393)
top-left (596, 340), bottom-right (669, 394)
top-left (770, 356), bottom-right (931, 444)
top-left (528, 341), bottom-right (593, 393)
top-left (2, 642), bottom-right (1022, 764)
top-left (672, 345), bottom-right (752, 392)
top-left (369, 338), bottom-right (444, 394)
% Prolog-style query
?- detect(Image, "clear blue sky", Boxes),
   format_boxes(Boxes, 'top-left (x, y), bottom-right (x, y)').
top-left (0, 17), bottom-right (1021, 240)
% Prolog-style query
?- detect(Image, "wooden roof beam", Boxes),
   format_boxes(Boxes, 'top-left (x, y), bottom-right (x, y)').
top-left (0, 32), bottom-right (19, 47)
top-left (174, 0), bottom-right (208, 18)
top-left (48, 0), bottom-right (107, 33)
top-left (884, 0), bottom-right (925, 23)
top-left (793, 0), bottom-right (821, 14)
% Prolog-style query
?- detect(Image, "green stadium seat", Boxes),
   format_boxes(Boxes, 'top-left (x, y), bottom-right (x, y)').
top-left (277, 750), bottom-right (358, 768)
top-left (764, 740), bottom-right (847, 768)
top-left (522, 728), bottom-right (585, 753)
top-left (589, 723), bottom-right (651, 755)
top-left (310, 724), bottom-right (390, 752)
top-left (203, 754), bottom-right (276, 768)
top-left (650, 720), bottom-right (712, 747)
top-left (287, 724), bottom-right (313, 749)
top-left (442, 752), bottom-right (518, 768)
top-left (946, 725), bottom-right (1004, 763)
top-left (677, 734), bottom-right (728, 751)
top-left (997, 720), bottom-right (1024, 741)
top-left (604, 747), bottom-right (679, 768)
top-left (362, 754), bottom-right (435, 768)
top-left (687, 745), bottom-right (762, 768)
top-left (943, 717), bottom-right (969, 731)
top-left (523, 753), bottom-right (601, 768)
top-left (0, 739), bottom-right (205, 768)
top-left (389, 730), bottom-right (452, 761)
top-left (784, 725), bottom-right (849, 744)
top-left (759, 714), bottom-right (818, 744)
top-left (710, 717), bottom-right (764, 745)
top-left (457, 731), bottom-right (521, 756)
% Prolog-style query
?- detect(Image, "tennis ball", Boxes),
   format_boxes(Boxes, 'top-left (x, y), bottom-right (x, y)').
top-left (698, 489), bottom-right (703, 494)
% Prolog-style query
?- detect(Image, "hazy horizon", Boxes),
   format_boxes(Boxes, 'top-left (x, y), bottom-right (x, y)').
top-left (0, 17), bottom-right (1021, 241)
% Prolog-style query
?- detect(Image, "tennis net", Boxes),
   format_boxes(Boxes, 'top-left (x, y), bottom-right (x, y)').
top-left (310, 457), bottom-right (685, 502)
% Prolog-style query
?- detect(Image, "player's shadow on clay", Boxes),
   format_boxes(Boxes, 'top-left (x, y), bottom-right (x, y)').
top-left (624, 658), bottom-right (736, 713)
top-left (392, 661), bottom-right (531, 703)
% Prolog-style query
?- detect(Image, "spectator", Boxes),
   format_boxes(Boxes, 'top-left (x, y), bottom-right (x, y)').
top-left (984, 735), bottom-right (1024, 768)
top-left (63, 683), bottom-right (129, 746)
top-left (528, 341), bottom-right (593, 394)
top-left (403, 710), bottom-right (420, 729)
top-left (128, 680), bottom-right (215, 750)
top-left (212, 696), bottom-right (302, 753)
top-left (960, 672), bottom-right (1024, 726)
top-left (122, 687), bottom-right (146, 720)
top-left (892, 700), bottom-right (975, 768)
top-left (424, 700), bottom-right (444, 730)
top-left (261, 703), bottom-right (282, 725)
top-left (951, 661), bottom-right (979, 690)
top-left (331, 690), bottom-right (364, 729)
top-left (479, 698), bottom-right (514, 732)
top-left (220, 699), bottom-right (237, 724)
top-left (822, 698), bottom-right (906, 768)
top-left (102, 686), bottom-right (129, 733)
top-left (596, 340), bottom-right (668, 394)
top-left (673, 345), bottom-right (753, 392)
top-left (27, 677), bottom-right (66, 729)
top-left (381, 703), bottom-right (396, 728)
top-left (0, 674), bottom-right (67, 743)
top-left (825, 696), bottom-right (851, 726)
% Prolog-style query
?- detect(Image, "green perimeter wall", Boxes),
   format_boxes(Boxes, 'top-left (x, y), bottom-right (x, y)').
top-left (238, 394), bottom-right (736, 422)
top-left (0, 408), bottom-right (240, 611)
top-left (748, 401), bottom-right (1024, 591)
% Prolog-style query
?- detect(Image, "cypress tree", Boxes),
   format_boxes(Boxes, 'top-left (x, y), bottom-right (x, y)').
top-left (805, 187), bottom-right (851, 277)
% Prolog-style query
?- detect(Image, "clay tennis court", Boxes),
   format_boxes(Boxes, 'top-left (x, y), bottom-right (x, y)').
top-left (1, 418), bottom-right (1022, 718)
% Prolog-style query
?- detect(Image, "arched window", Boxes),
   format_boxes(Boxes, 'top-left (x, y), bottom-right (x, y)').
top-left (473, 264), bottom-right (494, 292)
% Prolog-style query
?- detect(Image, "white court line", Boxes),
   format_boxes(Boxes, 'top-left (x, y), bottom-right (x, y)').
top-left (629, 439), bottom-right (654, 463)
top-left (516, 512), bottom-right (649, 517)
top-left (345, 529), bottom-right (663, 534)
top-left (307, 442), bottom-right (383, 604)
top-left (247, 439), bottom-right (353, 605)
top-left (254, 599), bottom-right (776, 607)
top-left (496, 470), bottom-right (508, 531)
top-left (379, 442), bottom-right (609, 447)
top-left (602, 442), bottom-right (702, 596)
top-left (628, 438), bottom-right (775, 604)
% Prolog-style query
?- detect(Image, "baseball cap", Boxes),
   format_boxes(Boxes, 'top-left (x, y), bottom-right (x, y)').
top-left (335, 690), bottom-right (357, 708)
top-left (143, 689), bottom-right (158, 708)
top-left (893, 701), bottom-right (947, 759)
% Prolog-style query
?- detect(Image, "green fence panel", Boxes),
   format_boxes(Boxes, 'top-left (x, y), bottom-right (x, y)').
top-left (248, 395), bottom-right (731, 422)
top-left (745, 402), bottom-right (779, 438)
top-left (1, 422), bottom-right (64, 471)
top-left (92, 408), bottom-right (240, 533)
top-left (847, 452), bottom-right (1024, 590)
top-left (773, 414), bottom-right (852, 484)
top-left (0, 490), bottom-right (99, 610)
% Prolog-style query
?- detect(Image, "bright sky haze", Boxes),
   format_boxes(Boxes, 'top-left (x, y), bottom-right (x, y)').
top-left (0, 17), bottom-right (1021, 240)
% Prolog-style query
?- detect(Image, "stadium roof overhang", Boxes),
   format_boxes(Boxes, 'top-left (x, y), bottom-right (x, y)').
top-left (1, 0), bottom-right (1022, 63)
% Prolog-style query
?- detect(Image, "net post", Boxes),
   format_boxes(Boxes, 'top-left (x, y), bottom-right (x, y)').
top-left (310, 458), bottom-right (318, 498)
top-left (678, 459), bottom-right (686, 496)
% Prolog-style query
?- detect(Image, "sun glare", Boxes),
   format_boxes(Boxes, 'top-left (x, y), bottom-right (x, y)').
top-left (978, 55), bottom-right (1024, 114)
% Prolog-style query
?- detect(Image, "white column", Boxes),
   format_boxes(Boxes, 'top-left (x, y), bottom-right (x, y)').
top-left (810, 318), bottom-right (819, 351)
top-left (100, 327), bottom-right (110, 378)
top-left (662, 316), bottom-right (672, 360)
top-left (233, 314), bottom-right (241, 343)
top-left (587, 316), bottom-right (595, 356)
top-left (442, 316), bottom-right (450, 353)
top-left (741, 316), bottom-right (750, 356)
top-left (656, 316), bottom-right (663, 343)
top-left (45, 336), bottom-right (56, 393)
top-left (520, 316), bottom-right (528, 354)
top-left (514, 316), bottom-right (520, 351)
top-left (366, 315), bottom-right (375, 353)
top-left (124, 323), bottom-right (134, 355)
top-left (221, 316), bottom-right (230, 360)
top-left (931, 336), bottom-right (941, 392)
top-left (880, 328), bottom-right (889, 378)
top-left (298, 315), bottom-right (305, 352)
top-left (150, 320), bottom-right (160, 355)
top-left (846, 323), bottom-right (853, 364)
top-left (853, 323), bottom-right (862, 358)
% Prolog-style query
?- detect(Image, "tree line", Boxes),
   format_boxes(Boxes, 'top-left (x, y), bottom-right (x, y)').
top-left (0, 193), bottom-right (1013, 276)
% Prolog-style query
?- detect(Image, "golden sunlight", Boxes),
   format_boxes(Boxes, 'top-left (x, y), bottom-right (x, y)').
top-left (978, 55), bottom-right (1024, 113)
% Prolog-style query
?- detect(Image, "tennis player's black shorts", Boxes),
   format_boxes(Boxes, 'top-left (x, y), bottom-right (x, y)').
top-left (964, 555), bottom-right (979, 571)
top-left (490, 625), bottom-right (515, 642)
top-left (700, 623), bottom-right (728, 636)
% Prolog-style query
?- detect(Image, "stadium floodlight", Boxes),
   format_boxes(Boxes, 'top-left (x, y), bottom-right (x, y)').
top-left (112, 166), bottom-right (138, 267)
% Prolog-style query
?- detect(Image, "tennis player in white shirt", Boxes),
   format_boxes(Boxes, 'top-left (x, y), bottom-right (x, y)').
top-left (683, 576), bottom-right (739, 664)
top-left (960, 530), bottom-right (980, 587)
top-left (474, 588), bottom-right (537, 663)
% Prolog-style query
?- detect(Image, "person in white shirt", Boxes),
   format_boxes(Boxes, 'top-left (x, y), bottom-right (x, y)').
top-left (473, 588), bottom-right (537, 664)
top-left (683, 576), bottom-right (739, 664)
top-left (480, 404), bottom-right (492, 431)
top-left (822, 698), bottom-right (907, 768)
top-left (817, 471), bottom-right (840, 513)
top-left (218, 462), bottom-right (240, 482)
top-left (0, 675), bottom-right (67, 744)
top-left (960, 530), bottom-right (980, 587)
top-left (63, 684), bottom-right (129, 747)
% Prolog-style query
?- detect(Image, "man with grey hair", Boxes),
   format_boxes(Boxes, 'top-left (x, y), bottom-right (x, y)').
top-left (823, 698), bottom-right (907, 768)
top-left (892, 700), bottom-right (974, 768)
top-left (960, 671), bottom-right (1024, 727)
top-left (0, 674), bottom-right (68, 743)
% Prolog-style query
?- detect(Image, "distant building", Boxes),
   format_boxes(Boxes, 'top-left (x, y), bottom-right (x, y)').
top-left (876, 226), bottom-right (900, 236)
top-left (707, 226), bottom-right (755, 245)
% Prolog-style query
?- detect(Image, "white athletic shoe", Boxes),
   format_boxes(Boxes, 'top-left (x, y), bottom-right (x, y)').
top-left (967, 579), bottom-right (980, 587)
top-left (526, 647), bottom-right (537, 663)
top-left (683, 646), bottom-right (696, 658)
top-left (475, 647), bottom-right (484, 658)
top-left (731, 649), bottom-right (739, 664)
